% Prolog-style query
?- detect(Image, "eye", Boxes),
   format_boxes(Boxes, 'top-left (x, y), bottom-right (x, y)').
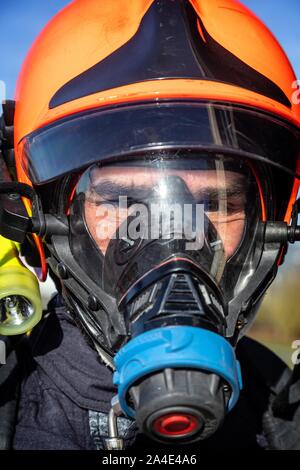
top-left (203, 198), bottom-right (246, 218)
top-left (203, 200), bottom-right (219, 212)
top-left (97, 199), bottom-right (120, 208)
top-left (226, 203), bottom-right (244, 215)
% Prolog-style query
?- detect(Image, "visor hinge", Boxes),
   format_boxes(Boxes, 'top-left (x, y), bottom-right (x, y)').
top-left (288, 198), bottom-right (300, 244)
top-left (0, 181), bottom-right (69, 242)
top-left (264, 199), bottom-right (300, 245)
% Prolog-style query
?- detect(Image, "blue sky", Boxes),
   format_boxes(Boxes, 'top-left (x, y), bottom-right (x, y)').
top-left (0, 0), bottom-right (299, 99)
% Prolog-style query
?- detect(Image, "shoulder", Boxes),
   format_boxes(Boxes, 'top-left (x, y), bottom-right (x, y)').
top-left (22, 296), bottom-right (116, 412)
top-left (236, 336), bottom-right (291, 395)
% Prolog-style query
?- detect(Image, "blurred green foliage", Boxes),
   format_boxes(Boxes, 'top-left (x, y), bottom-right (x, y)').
top-left (248, 244), bottom-right (300, 365)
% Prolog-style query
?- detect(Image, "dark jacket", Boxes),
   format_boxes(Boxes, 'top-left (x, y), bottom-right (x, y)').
top-left (9, 297), bottom-right (298, 450)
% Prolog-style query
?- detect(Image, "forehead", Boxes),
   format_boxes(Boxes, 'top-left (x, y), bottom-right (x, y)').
top-left (89, 166), bottom-right (246, 188)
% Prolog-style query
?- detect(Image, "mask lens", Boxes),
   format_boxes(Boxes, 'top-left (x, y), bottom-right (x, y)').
top-left (70, 153), bottom-right (264, 300)
top-left (83, 160), bottom-right (248, 257)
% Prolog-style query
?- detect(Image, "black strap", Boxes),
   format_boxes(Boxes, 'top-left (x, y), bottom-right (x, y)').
top-left (262, 362), bottom-right (300, 450)
top-left (0, 337), bottom-right (23, 450)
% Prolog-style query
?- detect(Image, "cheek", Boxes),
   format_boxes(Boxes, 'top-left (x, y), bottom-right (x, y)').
top-left (84, 203), bottom-right (96, 237)
top-left (84, 203), bottom-right (107, 252)
top-left (84, 203), bottom-right (129, 254)
top-left (213, 218), bottom-right (245, 259)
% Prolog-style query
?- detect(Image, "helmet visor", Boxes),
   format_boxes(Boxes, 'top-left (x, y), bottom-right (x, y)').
top-left (22, 102), bottom-right (300, 187)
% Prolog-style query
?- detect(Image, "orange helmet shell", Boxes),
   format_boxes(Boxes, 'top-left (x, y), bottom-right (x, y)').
top-left (15, 0), bottom-right (300, 174)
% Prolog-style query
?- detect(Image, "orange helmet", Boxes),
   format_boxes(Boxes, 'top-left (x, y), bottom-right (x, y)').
top-left (13, 0), bottom-right (300, 280)
top-left (6, 1), bottom-right (300, 442)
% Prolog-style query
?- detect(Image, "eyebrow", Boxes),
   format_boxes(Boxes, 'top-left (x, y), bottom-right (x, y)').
top-left (90, 180), bottom-right (152, 199)
top-left (90, 178), bottom-right (247, 200)
top-left (193, 182), bottom-right (246, 201)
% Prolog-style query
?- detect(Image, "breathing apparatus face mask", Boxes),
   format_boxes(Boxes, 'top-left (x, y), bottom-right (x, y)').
top-left (68, 152), bottom-right (268, 443)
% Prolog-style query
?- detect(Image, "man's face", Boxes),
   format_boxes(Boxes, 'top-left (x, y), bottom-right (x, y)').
top-left (84, 165), bottom-right (247, 259)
